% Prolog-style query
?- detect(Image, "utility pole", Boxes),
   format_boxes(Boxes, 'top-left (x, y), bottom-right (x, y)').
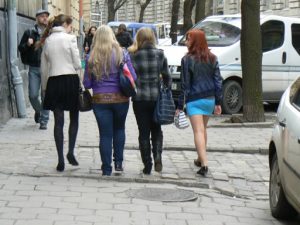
top-left (42, 0), bottom-right (48, 10)
top-left (79, 0), bottom-right (84, 59)
top-left (7, 0), bottom-right (26, 118)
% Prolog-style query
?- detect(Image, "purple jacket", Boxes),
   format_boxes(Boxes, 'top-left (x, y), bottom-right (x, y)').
top-left (83, 49), bottom-right (136, 94)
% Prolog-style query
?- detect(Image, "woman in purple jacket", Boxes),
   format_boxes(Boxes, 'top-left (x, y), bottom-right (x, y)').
top-left (83, 25), bottom-right (136, 176)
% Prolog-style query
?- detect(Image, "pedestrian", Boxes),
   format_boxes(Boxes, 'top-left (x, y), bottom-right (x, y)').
top-left (116, 24), bottom-right (133, 48)
top-left (176, 29), bottom-right (223, 176)
top-left (18, 9), bottom-right (50, 130)
top-left (83, 25), bottom-right (136, 176)
top-left (128, 28), bottom-right (172, 175)
top-left (83, 26), bottom-right (97, 54)
top-left (39, 14), bottom-right (82, 172)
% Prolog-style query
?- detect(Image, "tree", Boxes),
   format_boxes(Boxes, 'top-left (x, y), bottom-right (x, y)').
top-left (241, 0), bottom-right (265, 122)
top-left (107, 0), bottom-right (128, 22)
top-left (195, 0), bottom-right (206, 23)
top-left (138, 0), bottom-right (152, 23)
top-left (170, 0), bottom-right (180, 44)
top-left (183, 0), bottom-right (196, 33)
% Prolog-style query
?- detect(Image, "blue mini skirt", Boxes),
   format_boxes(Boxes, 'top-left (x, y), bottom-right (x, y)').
top-left (186, 98), bottom-right (215, 116)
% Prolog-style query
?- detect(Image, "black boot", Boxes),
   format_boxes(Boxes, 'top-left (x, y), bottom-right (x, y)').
top-left (152, 133), bottom-right (163, 172)
top-left (139, 140), bottom-right (152, 175)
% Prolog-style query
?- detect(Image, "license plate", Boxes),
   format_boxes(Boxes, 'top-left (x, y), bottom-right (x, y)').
top-left (171, 83), bottom-right (178, 90)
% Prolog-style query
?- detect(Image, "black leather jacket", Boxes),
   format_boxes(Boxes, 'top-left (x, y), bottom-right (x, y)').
top-left (18, 24), bottom-right (43, 67)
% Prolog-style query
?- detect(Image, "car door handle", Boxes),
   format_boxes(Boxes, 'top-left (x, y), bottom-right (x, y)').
top-left (298, 138), bottom-right (300, 144)
top-left (279, 119), bottom-right (286, 127)
top-left (282, 52), bottom-right (287, 64)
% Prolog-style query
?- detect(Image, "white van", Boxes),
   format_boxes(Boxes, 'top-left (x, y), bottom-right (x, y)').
top-left (159, 14), bottom-right (300, 114)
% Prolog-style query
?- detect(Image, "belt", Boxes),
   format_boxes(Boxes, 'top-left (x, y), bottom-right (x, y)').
top-left (92, 92), bottom-right (129, 104)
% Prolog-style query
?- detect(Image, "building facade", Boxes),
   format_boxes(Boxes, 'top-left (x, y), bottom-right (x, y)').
top-left (0, 0), bottom-right (87, 124)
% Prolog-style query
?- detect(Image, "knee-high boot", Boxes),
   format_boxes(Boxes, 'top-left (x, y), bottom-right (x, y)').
top-left (139, 140), bottom-right (152, 174)
top-left (152, 133), bottom-right (163, 172)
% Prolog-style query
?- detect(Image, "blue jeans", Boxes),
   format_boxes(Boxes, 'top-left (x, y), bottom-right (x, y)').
top-left (93, 102), bottom-right (129, 175)
top-left (28, 66), bottom-right (49, 124)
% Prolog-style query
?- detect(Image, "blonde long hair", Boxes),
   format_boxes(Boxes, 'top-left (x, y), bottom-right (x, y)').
top-left (128, 27), bottom-right (156, 53)
top-left (88, 25), bottom-right (122, 80)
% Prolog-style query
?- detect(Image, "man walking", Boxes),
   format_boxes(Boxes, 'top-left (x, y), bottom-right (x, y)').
top-left (18, 9), bottom-right (50, 130)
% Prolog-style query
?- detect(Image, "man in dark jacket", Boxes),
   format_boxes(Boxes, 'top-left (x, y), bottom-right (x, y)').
top-left (116, 24), bottom-right (133, 48)
top-left (18, 9), bottom-right (50, 130)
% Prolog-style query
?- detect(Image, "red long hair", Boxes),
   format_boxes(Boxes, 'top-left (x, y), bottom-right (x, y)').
top-left (186, 29), bottom-right (216, 63)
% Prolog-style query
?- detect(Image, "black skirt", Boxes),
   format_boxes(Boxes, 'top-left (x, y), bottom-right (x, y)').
top-left (43, 74), bottom-right (79, 111)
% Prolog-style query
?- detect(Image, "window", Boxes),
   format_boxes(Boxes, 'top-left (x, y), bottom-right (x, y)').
top-left (178, 20), bottom-right (241, 47)
top-left (261, 20), bottom-right (284, 52)
top-left (291, 24), bottom-right (300, 55)
top-left (290, 78), bottom-right (300, 109)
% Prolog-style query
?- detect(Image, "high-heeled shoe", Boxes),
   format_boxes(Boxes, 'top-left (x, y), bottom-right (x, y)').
top-left (67, 154), bottom-right (79, 166)
top-left (56, 162), bottom-right (65, 172)
top-left (194, 159), bottom-right (201, 167)
top-left (197, 166), bottom-right (208, 176)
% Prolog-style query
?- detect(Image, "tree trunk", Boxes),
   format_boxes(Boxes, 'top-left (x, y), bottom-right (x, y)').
top-left (195, 0), bottom-right (206, 23)
top-left (107, 0), bottom-right (128, 22)
top-left (138, 0), bottom-right (152, 23)
top-left (107, 0), bottom-right (116, 22)
top-left (170, 0), bottom-right (180, 44)
top-left (241, 0), bottom-right (265, 122)
top-left (183, 0), bottom-right (196, 33)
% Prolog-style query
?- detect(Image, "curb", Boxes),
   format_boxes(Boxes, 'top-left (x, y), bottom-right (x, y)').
top-left (79, 144), bottom-right (269, 155)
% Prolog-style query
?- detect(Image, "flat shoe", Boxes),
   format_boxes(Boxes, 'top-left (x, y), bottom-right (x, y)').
top-left (67, 154), bottom-right (79, 166)
top-left (197, 166), bottom-right (208, 176)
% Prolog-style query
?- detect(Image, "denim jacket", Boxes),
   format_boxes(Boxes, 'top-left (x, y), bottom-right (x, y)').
top-left (177, 55), bottom-right (223, 110)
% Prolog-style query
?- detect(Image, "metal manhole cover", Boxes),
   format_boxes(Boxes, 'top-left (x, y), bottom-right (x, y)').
top-left (127, 188), bottom-right (198, 202)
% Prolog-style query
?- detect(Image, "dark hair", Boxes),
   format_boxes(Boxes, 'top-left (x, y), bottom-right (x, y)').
top-left (88, 26), bottom-right (97, 36)
top-left (117, 24), bottom-right (127, 33)
top-left (35, 14), bottom-right (72, 49)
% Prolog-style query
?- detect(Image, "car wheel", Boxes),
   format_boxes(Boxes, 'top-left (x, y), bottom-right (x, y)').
top-left (269, 154), bottom-right (298, 219)
top-left (222, 80), bottom-right (243, 114)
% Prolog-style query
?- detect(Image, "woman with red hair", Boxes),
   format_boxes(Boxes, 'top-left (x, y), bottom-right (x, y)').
top-left (177, 29), bottom-right (223, 176)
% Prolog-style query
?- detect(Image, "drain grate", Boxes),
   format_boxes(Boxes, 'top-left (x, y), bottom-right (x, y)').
top-left (127, 188), bottom-right (198, 202)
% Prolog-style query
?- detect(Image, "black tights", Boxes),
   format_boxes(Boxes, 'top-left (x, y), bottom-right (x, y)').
top-left (53, 108), bottom-right (79, 163)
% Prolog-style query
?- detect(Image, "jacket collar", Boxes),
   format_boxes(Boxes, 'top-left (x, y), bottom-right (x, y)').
top-left (51, 26), bottom-right (66, 33)
top-left (140, 42), bottom-right (156, 50)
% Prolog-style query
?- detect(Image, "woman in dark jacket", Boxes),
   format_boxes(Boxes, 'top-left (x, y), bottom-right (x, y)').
top-left (116, 24), bottom-right (133, 48)
top-left (128, 28), bottom-right (171, 175)
top-left (177, 29), bottom-right (223, 176)
top-left (83, 26), bottom-right (97, 53)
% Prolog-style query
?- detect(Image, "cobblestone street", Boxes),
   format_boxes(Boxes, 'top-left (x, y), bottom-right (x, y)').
top-left (0, 107), bottom-right (299, 224)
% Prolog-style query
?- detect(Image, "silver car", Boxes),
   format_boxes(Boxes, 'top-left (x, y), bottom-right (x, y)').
top-left (269, 76), bottom-right (300, 219)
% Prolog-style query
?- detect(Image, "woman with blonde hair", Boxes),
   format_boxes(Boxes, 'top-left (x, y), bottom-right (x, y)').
top-left (40, 14), bottom-right (82, 172)
top-left (177, 29), bottom-right (223, 176)
top-left (83, 25), bottom-right (136, 176)
top-left (128, 27), bottom-right (171, 175)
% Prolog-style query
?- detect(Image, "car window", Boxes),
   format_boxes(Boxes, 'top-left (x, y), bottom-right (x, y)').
top-left (290, 77), bottom-right (300, 109)
top-left (178, 21), bottom-right (240, 47)
top-left (261, 20), bottom-right (284, 52)
top-left (291, 23), bottom-right (300, 55)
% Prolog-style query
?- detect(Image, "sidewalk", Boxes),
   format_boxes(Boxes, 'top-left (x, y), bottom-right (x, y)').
top-left (0, 106), bottom-right (274, 200)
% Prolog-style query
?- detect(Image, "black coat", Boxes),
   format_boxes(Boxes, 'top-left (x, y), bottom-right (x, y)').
top-left (18, 25), bottom-right (43, 67)
top-left (116, 32), bottom-right (133, 48)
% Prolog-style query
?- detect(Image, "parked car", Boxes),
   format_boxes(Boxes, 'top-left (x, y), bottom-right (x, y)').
top-left (159, 14), bottom-right (300, 114)
top-left (269, 76), bottom-right (300, 219)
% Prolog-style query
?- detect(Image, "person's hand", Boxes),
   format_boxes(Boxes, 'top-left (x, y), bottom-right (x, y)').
top-left (27, 38), bottom-right (34, 46)
top-left (175, 109), bottom-right (181, 116)
top-left (214, 105), bottom-right (222, 115)
top-left (84, 46), bottom-right (89, 52)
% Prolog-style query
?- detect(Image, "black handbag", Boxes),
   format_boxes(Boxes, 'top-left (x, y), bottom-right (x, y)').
top-left (153, 82), bottom-right (176, 125)
top-left (78, 87), bottom-right (92, 112)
